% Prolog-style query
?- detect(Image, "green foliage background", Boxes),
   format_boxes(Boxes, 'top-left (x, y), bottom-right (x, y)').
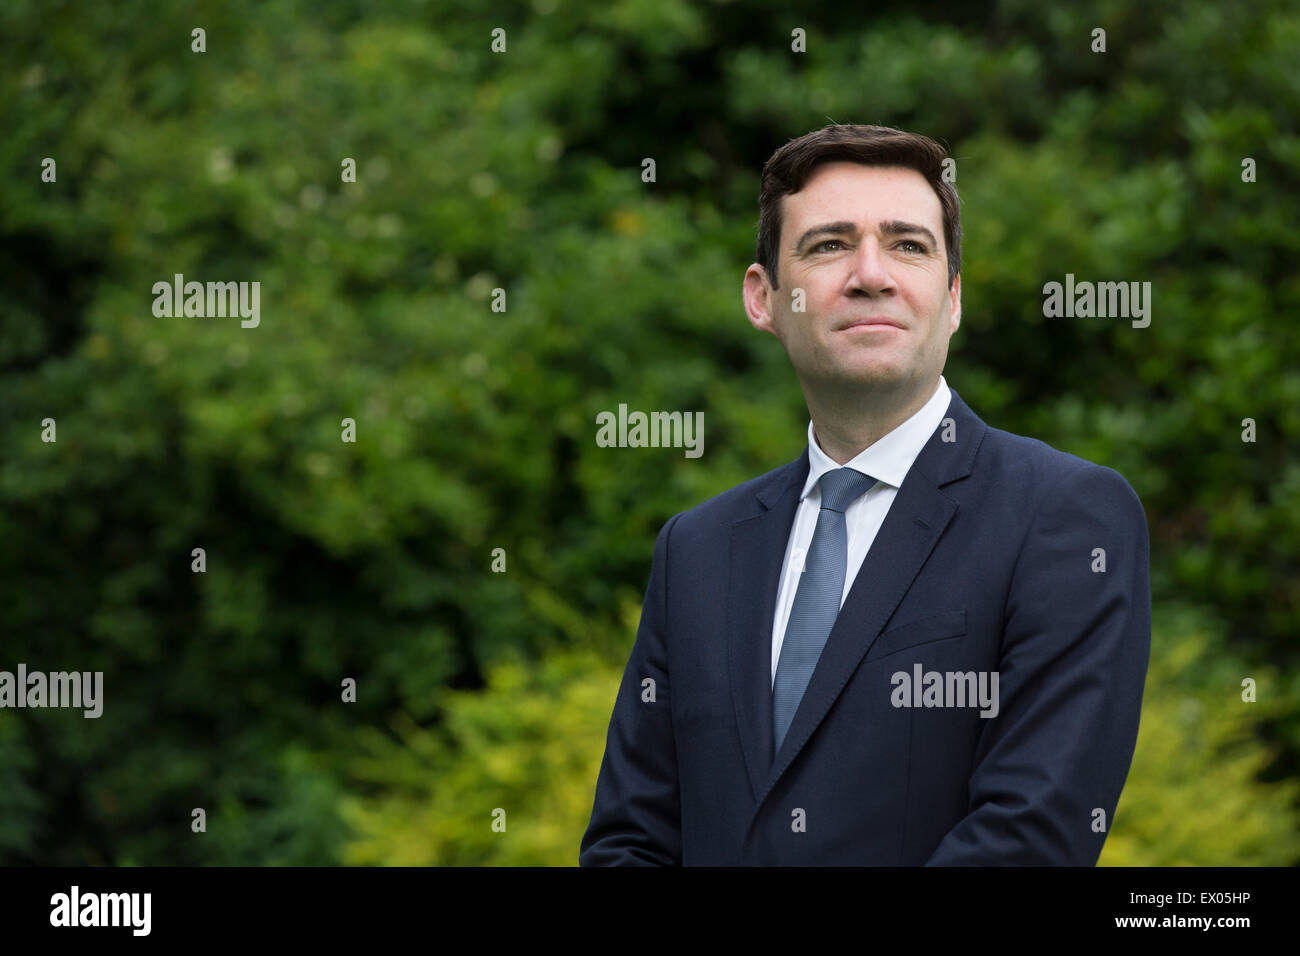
top-left (1, 0), bottom-right (1297, 864)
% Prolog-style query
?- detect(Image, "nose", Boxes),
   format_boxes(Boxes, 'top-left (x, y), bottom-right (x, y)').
top-left (846, 236), bottom-right (895, 295)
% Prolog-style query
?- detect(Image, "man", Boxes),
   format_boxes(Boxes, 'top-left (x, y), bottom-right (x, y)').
top-left (579, 124), bottom-right (1150, 865)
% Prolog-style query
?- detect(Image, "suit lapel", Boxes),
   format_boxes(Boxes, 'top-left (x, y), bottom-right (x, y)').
top-left (728, 450), bottom-right (808, 801)
top-left (728, 387), bottom-right (988, 839)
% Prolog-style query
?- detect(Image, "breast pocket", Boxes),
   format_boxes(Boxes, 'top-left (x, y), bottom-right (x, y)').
top-left (866, 609), bottom-right (966, 663)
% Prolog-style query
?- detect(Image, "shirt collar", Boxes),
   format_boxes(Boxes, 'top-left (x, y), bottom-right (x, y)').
top-left (802, 375), bottom-right (952, 499)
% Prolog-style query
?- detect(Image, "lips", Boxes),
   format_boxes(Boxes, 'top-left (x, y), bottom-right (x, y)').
top-left (840, 317), bottom-right (905, 330)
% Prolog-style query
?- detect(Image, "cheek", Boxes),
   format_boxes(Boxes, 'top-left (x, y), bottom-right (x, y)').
top-left (773, 314), bottom-right (807, 352)
top-left (916, 294), bottom-right (948, 338)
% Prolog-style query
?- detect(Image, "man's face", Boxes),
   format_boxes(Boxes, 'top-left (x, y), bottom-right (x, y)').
top-left (744, 162), bottom-right (960, 399)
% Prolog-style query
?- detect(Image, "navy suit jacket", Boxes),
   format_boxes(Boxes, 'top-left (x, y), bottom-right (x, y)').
top-left (580, 386), bottom-right (1150, 865)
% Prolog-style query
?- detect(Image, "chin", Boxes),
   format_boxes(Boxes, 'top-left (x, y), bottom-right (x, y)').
top-left (817, 371), bottom-right (906, 396)
top-left (834, 359), bottom-right (906, 385)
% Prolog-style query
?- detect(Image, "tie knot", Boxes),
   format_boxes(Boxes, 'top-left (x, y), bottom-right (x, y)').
top-left (817, 467), bottom-right (876, 513)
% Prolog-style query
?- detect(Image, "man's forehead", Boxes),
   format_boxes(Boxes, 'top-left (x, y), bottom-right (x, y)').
top-left (784, 163), bottom-right (941, 234)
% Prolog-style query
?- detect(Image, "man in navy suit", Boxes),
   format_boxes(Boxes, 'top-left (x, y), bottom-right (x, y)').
top-left (580, 124), bottom-right (1150, 865)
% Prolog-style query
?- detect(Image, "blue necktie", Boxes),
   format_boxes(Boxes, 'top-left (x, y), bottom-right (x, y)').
top-left (772, 467), bottom-right (877, 756)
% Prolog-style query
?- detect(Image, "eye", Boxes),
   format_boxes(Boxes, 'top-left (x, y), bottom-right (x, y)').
top-left (897, 240), bottom-right (926, 253)
top-left (812, 239), bottom-right (846, 252)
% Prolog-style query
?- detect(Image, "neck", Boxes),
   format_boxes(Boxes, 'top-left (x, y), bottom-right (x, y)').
top-left (806, 377), bottom-right (938, 464)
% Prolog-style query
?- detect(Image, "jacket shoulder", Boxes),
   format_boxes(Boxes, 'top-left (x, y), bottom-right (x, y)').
top-left (656, 456), bottom-right (802, 547)
top-left (979, 424), bottom-right (1145, 517)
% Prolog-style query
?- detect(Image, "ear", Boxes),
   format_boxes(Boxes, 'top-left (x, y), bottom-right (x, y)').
top-left (948, 272), bottom-right (961, 334)
top-left (744, 263), bottom-right (780, 337)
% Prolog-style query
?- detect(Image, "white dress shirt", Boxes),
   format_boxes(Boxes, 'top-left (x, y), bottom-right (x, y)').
top-left (771, 375), bottom-right (952, 688)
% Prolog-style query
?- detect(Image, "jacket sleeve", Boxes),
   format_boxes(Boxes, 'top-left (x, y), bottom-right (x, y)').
top-left (579, 513), bottom-right (684, 865)
top-left (925, 463), bottom-right (1151, 865)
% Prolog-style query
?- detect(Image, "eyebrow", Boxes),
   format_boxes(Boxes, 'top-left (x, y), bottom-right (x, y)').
top-left (794, 219), bottom-right (939, 253)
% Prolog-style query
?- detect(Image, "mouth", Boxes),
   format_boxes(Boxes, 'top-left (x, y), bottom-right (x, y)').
top-left (839, 317), bottom-right (906, 331)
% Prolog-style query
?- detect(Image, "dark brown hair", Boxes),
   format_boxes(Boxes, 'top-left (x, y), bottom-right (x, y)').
top-left (756, 124), bottom-right (960, 291)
